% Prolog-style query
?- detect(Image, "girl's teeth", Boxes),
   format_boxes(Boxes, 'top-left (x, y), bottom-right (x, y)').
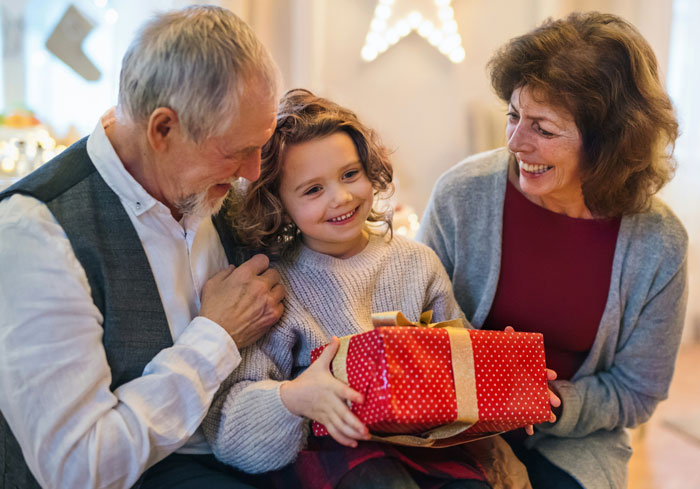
top-left (330, 209), bottom-right (355, 222)
top-left (520, 161), bottom-right (552, 174)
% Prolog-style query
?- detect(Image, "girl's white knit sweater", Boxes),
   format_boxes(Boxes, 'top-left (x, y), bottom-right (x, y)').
top-left (201, 234), bottom-right (464, 473)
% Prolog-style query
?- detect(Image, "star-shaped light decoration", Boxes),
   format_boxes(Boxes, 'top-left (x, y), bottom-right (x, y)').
top-left (361, 0), bottom-right (465, 63)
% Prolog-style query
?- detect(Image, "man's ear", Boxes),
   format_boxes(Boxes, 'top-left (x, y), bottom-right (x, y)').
top-left (147, 107), bottom-right (180, 152)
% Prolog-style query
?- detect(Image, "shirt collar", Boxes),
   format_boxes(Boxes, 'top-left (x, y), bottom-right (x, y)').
top-left (85, 109), bottom-right (162, 217)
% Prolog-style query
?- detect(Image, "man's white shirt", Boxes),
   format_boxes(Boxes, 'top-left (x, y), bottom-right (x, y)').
top-left (0, 113), bottom-right (241, 488)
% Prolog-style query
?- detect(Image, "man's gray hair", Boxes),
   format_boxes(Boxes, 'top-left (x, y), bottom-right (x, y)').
top-left (118, 5), bottom-right (279, 143)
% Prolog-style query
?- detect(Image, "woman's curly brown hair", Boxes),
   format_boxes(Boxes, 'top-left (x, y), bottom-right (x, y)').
top-left (226, 89), bottom-right (394, 257)
top-left (488, 11), bottom-right (678, 217)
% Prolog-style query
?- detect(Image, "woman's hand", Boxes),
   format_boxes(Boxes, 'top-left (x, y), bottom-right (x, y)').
top-left (524, 367), bottom-right (561, 434)
top-left (504, 326), bottom-right (562, 435)
top-left (546, 368), bottom-right (562, 419)
top-left (280, 336), bottom-right (370, 447)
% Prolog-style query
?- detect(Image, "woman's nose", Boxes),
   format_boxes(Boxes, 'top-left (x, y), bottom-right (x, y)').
top-left (507, 122), bottom-right (533, 154)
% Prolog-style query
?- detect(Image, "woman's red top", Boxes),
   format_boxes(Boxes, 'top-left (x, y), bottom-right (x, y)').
top-left (483, 179), bottom-right (621, 381)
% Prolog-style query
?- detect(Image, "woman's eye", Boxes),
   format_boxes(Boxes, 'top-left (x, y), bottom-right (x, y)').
top-left (536, 125), bottom-right (555, 137)
top-left (506, 111), bottom-right (519, 122)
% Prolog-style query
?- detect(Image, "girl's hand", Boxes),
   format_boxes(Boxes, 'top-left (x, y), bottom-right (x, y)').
top-left (280, 336), bottom-right (370, 447)
top-left (504, 326), bottom-right (562, 435)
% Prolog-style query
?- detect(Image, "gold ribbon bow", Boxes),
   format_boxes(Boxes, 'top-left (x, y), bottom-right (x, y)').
top-left (331, 311), bottom-right (481, 447)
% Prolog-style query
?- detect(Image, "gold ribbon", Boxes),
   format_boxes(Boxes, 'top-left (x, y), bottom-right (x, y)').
top-left (331, 335), bottom-right (352, 385)
top-left (370, 310), bottom-right (467, 330)
top-left (331, 311), bottom-right (481, 447)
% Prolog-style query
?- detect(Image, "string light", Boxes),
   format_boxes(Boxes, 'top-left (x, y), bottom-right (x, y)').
top-left (104, 8), bottom-right (119, 24)
top-left (361, 0), bottom-right (465, 63)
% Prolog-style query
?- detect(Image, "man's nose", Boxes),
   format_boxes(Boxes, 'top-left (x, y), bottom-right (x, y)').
top-left (236, 151), bottom-right (262, 182)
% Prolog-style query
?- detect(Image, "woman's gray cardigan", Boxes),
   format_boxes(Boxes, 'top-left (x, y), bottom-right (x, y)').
top-left (416, 148), bottom-right (688, 489)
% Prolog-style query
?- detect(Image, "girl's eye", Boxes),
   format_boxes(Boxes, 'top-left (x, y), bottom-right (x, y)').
top-left (343, 169), bottom-right (360, 179)
top-left (304, 185), bottom-right (322, 196)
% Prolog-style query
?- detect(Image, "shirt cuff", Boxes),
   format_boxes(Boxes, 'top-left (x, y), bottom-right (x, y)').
top-left (176, 316), bottom-right (241, 384)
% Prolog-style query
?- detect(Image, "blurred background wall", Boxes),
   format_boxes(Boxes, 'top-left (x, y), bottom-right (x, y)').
top-left (1, 0), bottom-right (698, 342)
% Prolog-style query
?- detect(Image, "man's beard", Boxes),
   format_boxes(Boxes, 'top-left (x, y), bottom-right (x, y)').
top-left (175, 181), bottom-right (235, 218)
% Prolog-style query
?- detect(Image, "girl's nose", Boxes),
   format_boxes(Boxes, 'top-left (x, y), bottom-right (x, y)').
top-left (331, 187), bottom-right (353, 207)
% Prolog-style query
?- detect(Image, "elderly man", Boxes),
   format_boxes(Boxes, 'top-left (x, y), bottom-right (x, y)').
top-left (0, 6), bottom-right (283, 488)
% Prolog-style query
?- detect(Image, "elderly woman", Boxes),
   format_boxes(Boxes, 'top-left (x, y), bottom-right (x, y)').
top-left (417, 11), bottom-right (688, 489)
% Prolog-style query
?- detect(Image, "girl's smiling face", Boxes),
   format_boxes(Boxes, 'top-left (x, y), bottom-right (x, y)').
top-left (278, 131), bottom-right (374, 259)
top-left (506, 85), bottom-right (589, 218)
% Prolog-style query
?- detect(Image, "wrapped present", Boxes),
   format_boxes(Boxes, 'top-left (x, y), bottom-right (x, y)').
top-left (311, 311), bottom-right (551, 447)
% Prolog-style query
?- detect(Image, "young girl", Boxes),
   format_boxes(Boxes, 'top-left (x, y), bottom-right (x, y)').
top-left (201, 89), bottom-right (497, 489)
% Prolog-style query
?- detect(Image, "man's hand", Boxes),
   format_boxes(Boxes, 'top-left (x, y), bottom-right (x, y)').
top-left (280, 337), bottom-right (369, 447)
top-left (200, 254), bottom-right (284, 348)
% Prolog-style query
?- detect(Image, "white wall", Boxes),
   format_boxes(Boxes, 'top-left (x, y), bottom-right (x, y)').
top-left (663, 0), bottom-right (700, 342)
top-left (250, 0), bottom-right (674, 216)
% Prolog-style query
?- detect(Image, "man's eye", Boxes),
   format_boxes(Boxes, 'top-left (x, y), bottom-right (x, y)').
top-left (230, 148), bottom-right (258, 160)
top-left (506, 111), bottom-right (519, 121)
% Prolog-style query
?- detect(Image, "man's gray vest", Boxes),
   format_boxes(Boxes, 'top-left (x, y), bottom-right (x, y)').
top-left (0, 138), bottom-right (245, 488)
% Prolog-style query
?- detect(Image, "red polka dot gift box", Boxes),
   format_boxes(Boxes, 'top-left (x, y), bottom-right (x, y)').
top-left (310, 311), bottom-right (551, 447)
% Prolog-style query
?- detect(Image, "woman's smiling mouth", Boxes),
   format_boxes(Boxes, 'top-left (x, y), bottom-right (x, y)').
top-left (520, 160), bottom-right (553, 175)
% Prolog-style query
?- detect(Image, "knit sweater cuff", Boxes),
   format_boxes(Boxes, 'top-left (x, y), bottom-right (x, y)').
top-left (215, 379), bottom-right (308, 473)
top-left (535, 380), bottom-right (581, 436)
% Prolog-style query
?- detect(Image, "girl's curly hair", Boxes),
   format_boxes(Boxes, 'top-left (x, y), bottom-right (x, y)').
top-left (226, 89), bottom-right (394, 257)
